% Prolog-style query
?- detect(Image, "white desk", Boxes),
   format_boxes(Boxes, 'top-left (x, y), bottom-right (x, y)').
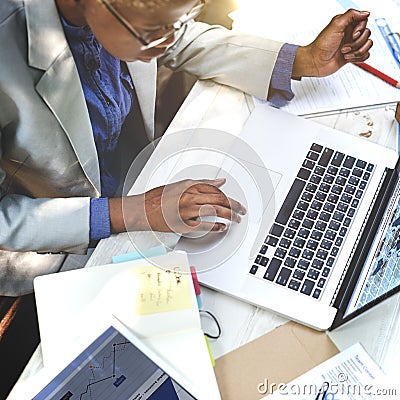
top-left (7, 81), bottom-right (400, 398)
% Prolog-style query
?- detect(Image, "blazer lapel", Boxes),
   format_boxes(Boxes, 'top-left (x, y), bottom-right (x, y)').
top-left (26, 0), bottom-right (101, 194)
top-left (127, 60), bottom-right (157, 142)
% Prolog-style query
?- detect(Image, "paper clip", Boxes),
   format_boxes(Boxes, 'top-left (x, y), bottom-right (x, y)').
top-left (375, 18), bottom-right (400, 68)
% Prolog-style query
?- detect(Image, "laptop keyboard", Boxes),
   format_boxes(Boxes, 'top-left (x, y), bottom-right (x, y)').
top-left (249, 143), bottom-right (375, 300)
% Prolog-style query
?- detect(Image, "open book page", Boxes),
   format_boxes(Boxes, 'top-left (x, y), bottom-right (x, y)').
top-left (231, 0), bottom-right (400, 115)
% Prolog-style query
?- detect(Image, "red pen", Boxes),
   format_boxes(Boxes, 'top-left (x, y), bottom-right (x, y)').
top-left (355, 62), bottom-right (400, 88)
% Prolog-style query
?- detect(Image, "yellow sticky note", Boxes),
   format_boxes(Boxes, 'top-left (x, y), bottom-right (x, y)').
top-left (131, 266), bottom-right (192, 315)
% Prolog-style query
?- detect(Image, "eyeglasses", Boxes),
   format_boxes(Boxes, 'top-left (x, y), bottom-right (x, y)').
top-left (100, 0), bottom-right (205, 49)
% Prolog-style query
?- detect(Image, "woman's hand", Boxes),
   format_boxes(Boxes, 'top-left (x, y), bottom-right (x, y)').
top-left (293, 9), bottom-right (372, 78)
top-left (109, 178), bottom-right (247, 234)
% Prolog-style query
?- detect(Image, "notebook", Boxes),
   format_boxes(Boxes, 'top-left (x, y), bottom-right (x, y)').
top-left (32, 318), bottom-right (200, 400)
top-left (33, 252), bottom-right (221, 399)
top-left (173, 104), bottom-right (400, 330)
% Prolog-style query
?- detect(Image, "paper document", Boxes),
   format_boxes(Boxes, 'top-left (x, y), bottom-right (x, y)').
top-left (232, 0), bottom-right (400, 115)
top-left (263, 343), bottom-right (399, 399)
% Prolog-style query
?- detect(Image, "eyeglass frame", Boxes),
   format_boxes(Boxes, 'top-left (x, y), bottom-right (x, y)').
top-left (100, 0), bottom-right (205, 49)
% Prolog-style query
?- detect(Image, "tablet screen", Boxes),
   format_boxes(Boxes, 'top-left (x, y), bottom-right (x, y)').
top-left (33, 326), bottom-right (197, 400)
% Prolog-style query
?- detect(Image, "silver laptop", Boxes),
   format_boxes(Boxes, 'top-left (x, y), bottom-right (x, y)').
top-left (175, 104), bottom-right (400, 330)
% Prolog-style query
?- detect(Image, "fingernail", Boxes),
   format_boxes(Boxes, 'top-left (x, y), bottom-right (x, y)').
top-left (341, 46), bottom-right (352, 53)
top-left (219, 224), bottom-right (227, 232)
top-left (241, 206), bottom-right (247, 215)
top-left (353, 30), bottom-right (361, 39)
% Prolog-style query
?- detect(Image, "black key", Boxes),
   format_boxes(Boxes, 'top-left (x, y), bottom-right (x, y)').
top-left (270, 223), bottom-right (284, 237)
top-left (359, 181), bottom-right (367, 190)
top-left (306, 240), bottom-right (319, 250)
top-left (298, 228), bottom-right (310, 239)
top-left (288, 219), bottom-right (301, 230)
top-left (331, 185), bottom-right (343, 195)
top-left (303, 159), bottom-right (315, 169)
top-left (347, 207), bottom-right (355, 218)
top-left (302, 249), bottom-right (314, 260)
top-left (318, 148), bottom-right (334, 167)
top-left (322, 267), bottom-right (331, 277)
top-left (301, 192), bottom-right (313, 202)
top-left (274, 247), bottom-right (287, 259)
top-left (349, 176), bottom-right (360, 186)
top-left (363, 172), bottom-right (371, 181)
top-left (335, 176), bottom-right (347, 186)
top-left (352, 168), bottom-right (363, 177)
top-left (337, 202), bottom-right (348, 213)
top-left (333, 211), bottom-right (345, 222)
top-left (302, 219), bottom-right (314, 229)
top-left (366, 163), bottom-right (374, 172)
top-left (327, 257), bottom-right (335, 267)
top-left (327, 194), bottom-right (339, 204)
top-left (335, 237), bottom-right (343, 247)
top-left (289, 280), bottom-right (301, 291)
top-left (293, 210), bottom-right (305, 220)
top-left (316, 249), bottom-right (328, 260)
top-left (298, 168), bottom-right (311, 180)
top-left (306, 209), bottom-right (318, 220)
top-left (306, 183), bottom-right (317, 193)
top-left (311, 200), bottom-right (323, 210)
top-left (344, 185), bottom-right (356, 195)
top-left (343, 156), bottom-right (356, 169)
top-left (331, 152), bottom-right (345, 167)
top-left (294, 238), bottom-right (306, 248)
top-left (340, 193), bottom-right (352, 204)
top-left (260, 256), bottom-right (269, 267)
top-left (319, 183), bottom-right (331, 193)
top-left (289, 247), bottom-right (301, 258)
top-left (319, 212), bottom-right (331, 222)
top-left (255, 255), bottom-right (262, 264)
top-left (321, 239), bottom-right (333, 250)
top-left (279, 238), bottom-right (292, 249)
top-left (293, 269), bottom-right (305, 280)
top-left (313, 289), bottom-right (322, 299)
top-left (276, 179), bottom-right (306, 225)
top-left (356, 160), bottom-right (367, 169)
top-left (311, 143), bottom-right (323, 153)
top-left (331, 247), bottom-right (339, 257)
top-left (263, 258), bottom-right (282, 281)
top-left (265, 236), bottom-right (278, 246)
top-left (312, 259), bottom-right (324, 270)
top-left (328, 166), bottom-right (338, 175)
top-left (298, 259), bottom-right (310, 270)
top-left (323, 174), bottom-right (334, 184)
top-left (284, 228), bottom-right (296, 239)
top-left (297, 201), bottom-right (309, 211)
top-left (343, 217), bottom-right (351, 227)
top-left (315, 166), bottom-right (326, 176)
top-left (351, 199), bottom-right (359, 208)
top-left (317, 278), bottom-right (326, 288)
top-left (355, 190), bottom-right (363, 199)
top-left (324, 230), bottom-right (336, 241)
top-left (307, 151), bottom-right (319, 161)
top-left (300, 279), bottom-right (315, 295)
top-left (315, 221), bottom-right (327, 231)
top-left (310, 174), bottom-right (321, 184)
top-left (259, 245), bottom-right (268, 254)
top-left (315, 192), bottom-right (326, 201)
top-left (311, 230), bottom-right (323, 241)
top-left (284, 257), bottom-right (296, 268)
top-left (339, 168), bottom-right (350, 178)
top-left (328, 220), bottom-right (340, 231)
top-left (339, 227), bottom-right (348, 237)
top-left (307, 269), bottom-right (320, 280)
top-left (276, 267), bottom-right (292, 286)
top-left (249, 265), bottom-right (258, 275)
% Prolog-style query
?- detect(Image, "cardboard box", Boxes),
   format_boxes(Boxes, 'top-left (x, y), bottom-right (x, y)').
top-left (214, 321), bottom-right (338, 399)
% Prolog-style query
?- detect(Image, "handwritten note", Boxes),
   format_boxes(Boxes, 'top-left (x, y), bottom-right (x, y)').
top-left (129, 266), bottom-right (192, 315)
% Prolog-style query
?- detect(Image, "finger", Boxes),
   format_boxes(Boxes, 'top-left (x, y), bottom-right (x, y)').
top-left (186, 219), bottom-right (227, 232)
top-left (343, 39), bottom-right (373, 61)
top-left (184, 204), bottom-right (242, 223)
top-left (342, 28), bottom-right (371, 53)
top-left (193, 193), bottom-right (246, 215)
top-left (351, 20), bottom-right (368, 40)
top-left (331, 9), bottom-right (370, 32)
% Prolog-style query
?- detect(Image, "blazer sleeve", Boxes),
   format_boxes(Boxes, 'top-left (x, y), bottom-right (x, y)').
top-left (160, 21), bottom-right (285, 101)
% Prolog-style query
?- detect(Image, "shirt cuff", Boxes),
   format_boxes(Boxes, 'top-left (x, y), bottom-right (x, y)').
top-left (90, 197), bottom-right (111, 241)
top-left (268, 43), bottom-right (299, 108)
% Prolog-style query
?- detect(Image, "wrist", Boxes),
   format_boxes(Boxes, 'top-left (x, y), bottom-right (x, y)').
top-left (292, 45), bottom-right (317, 78)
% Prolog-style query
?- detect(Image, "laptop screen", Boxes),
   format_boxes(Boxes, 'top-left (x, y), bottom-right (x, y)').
top-left (33, 326), bottom-right (197, 400)
top-left (343, 172), bottom-right (400, 319)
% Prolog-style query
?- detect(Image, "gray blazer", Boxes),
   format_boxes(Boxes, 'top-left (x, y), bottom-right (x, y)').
top-left (0, 0), bottom-right (283, 295)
